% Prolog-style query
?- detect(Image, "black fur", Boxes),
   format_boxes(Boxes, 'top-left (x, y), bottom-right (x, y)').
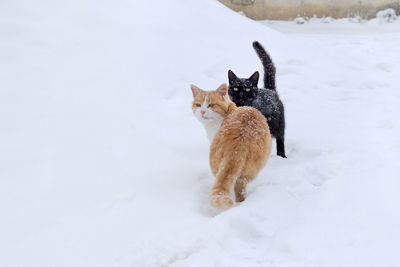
top-left (252, 41), bottom-right (276, 90)
top-left (228, 41), bottom-right (286, 158)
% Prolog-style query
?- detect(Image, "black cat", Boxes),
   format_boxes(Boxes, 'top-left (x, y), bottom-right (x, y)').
top-left (228, 41), bottom-right (286, 158)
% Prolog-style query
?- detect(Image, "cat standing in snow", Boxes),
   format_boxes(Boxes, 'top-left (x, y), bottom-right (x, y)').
top-left (228, 41), bottom-right (287, 158)
top-left (191, 83), bottom-right (271, 209)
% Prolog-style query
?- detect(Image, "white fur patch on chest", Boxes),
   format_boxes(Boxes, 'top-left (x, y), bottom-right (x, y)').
top-left (203, 116), bottom-right (223, 142)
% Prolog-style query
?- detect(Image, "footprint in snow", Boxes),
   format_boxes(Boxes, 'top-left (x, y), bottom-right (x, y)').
top-left (376, 63), bottom-right (393, 72)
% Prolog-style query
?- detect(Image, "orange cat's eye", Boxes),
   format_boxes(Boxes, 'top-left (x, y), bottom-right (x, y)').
top-left (208, 104), bottom-right (215, 108)
top-left (195, 104), bottom-right (201, 107)
top-left (233, 87), bottom-right (238, 91)
top-left (245, 88), bottom-right (251, 92)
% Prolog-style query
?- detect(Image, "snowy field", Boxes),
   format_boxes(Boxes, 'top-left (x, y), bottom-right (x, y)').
top-left (1, 1), bottom-right (399, 266)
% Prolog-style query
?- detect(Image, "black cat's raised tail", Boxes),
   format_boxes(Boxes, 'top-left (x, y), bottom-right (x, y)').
top-left (252, 41), bottom-right (276, 90)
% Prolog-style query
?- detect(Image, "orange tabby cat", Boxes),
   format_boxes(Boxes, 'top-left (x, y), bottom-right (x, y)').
top-left (191, 83), bottom-right (272, 209)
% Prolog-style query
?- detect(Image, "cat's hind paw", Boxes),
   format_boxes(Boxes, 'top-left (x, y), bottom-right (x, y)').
top-left (210, 193), bottom-right (234, 210)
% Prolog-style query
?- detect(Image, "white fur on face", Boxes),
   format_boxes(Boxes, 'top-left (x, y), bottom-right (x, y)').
top-left (194, 98), bottom-right (223, 142)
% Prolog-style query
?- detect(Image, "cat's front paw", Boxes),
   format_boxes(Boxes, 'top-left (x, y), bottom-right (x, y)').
top-left (210, 192), bottom-right (234, 210)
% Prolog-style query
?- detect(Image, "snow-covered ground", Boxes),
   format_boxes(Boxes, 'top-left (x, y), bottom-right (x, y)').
top-left (1, 1), bottom-right (399, 266)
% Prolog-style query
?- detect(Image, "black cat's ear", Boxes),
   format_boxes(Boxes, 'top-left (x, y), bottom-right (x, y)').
top-left (216, 83), bottom-right (228, 97)
top-left (249, 71), bottom-right (259, 85)
top-left (190, 84), bottom-right (201, 98)
top-left (228, 70), bottom-right (237, 84)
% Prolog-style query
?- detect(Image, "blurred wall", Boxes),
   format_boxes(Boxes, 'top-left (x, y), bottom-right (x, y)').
top-left (218, 0), bottom-right (400, 20)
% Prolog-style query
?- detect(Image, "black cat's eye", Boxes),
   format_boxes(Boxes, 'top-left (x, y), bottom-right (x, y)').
top-left (233, 87), bottom-right (239, 91)
top-left (208, 104), bottom-right (215, 108)
top-left (245, 88), bottom-right (251, 92)
top-left (195, 104), bottom-right (201, 107)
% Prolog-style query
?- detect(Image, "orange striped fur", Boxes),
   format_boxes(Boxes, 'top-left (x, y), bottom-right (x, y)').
top-left (191, 84), bottom-right (272, 209)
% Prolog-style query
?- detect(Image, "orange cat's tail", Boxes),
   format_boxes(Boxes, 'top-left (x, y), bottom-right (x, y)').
top-left (210, 158), bottom-right (244, 209)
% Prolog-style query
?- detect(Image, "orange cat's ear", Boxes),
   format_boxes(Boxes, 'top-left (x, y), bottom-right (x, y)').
top-left (190, 84), bottom-right (201, 98)
top-left (216, 83), bottom-right (228, 97)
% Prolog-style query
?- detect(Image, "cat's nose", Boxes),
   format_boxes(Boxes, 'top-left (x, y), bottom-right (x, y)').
top-left (201, 110), bottom-right (205, 115)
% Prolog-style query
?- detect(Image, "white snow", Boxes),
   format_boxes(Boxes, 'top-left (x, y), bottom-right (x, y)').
top-left (1, 1), bottom-right (400, 266)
